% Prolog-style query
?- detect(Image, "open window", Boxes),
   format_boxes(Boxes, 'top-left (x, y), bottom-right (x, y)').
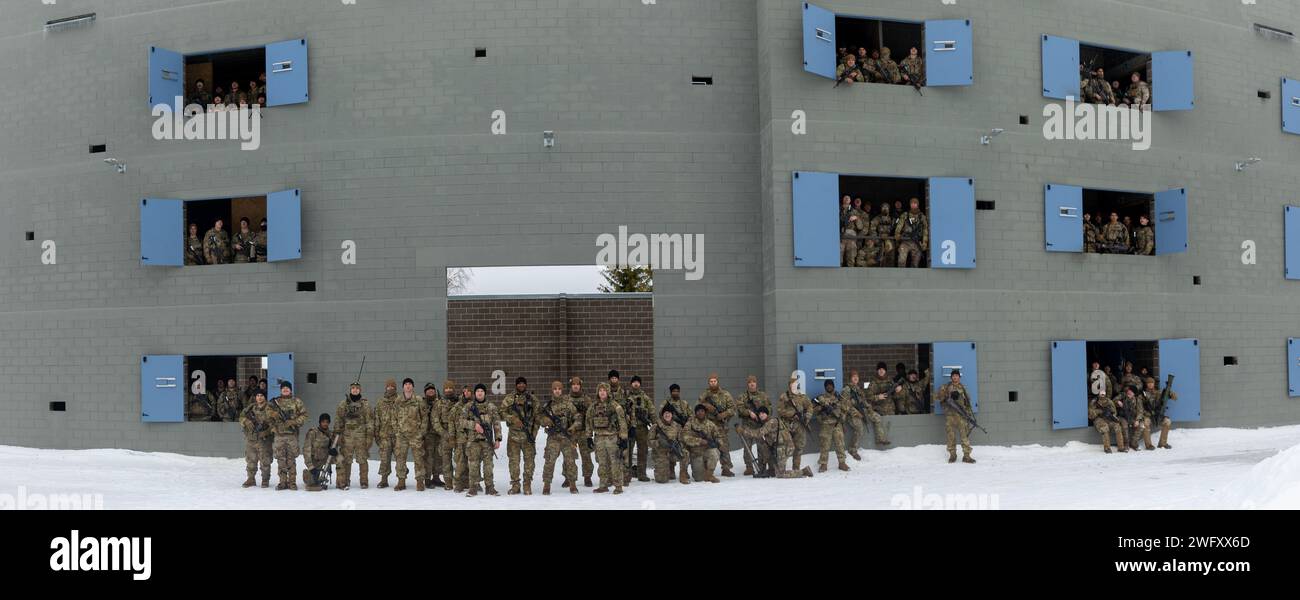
top-left (141, 352), bottom-right (292, 423)
top-left (1283, 78), bottom-right (1300, 135)
top-left (1040, 35), bottom-right (1192, 110)
top-left (141, 188), bottom-right (300, 266)
top-left (1043, 184), bottom-right (1185, 256)
top-left (149, 38), bottom-right (308, 110)
top-left (802, 3), bottom-right (972, 88)
top-left (1049, 338), bottom-right (1200, 430)
top-left (797, 341), bottom-right (976, 416)
top-left (792, 172), bottom-right (975, 269)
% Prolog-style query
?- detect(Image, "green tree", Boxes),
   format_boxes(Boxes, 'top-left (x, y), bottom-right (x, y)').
top-left (598, 265), bottom-right (653, 293)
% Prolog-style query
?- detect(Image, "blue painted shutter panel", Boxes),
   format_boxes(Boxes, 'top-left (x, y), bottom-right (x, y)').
top-left (929, 177), bottom-right (975, 269)
top-left (268, 353), bottom-right (295, 395)
top-left (792, 171), bottom-right (840, 267)
top-left (797, 344), bottom-right (843, 396)
top-left (924, 19), bottom-right (973, 86)
top-left (265, 38), bottom-right (309, 106)
top-left (1041, 35), bottom-right (1080, 99)
top-left (141, 355), bottom-right (184, 423)
top-left (1051, 340), bottom-right (1087, 429)
top-left (148, 46), bottom-right (184, 109)
top-left (802, 3), bottom-right (837, 79)
top-left (1283, 78), bottom-right (1300, 135)
top-left (1158, 339), bottom-right (1200, 422)
top-left (933, 342), bottom-right (979, 414)
top-left (267, 188), bottom-right (302, 262)
top-left (1152, 50), bottom-right (1194, 111)
top-left (1287, 206), bottom-right (1300, 280)
top-left (1289, 339), bottom-right (1300, 397)
top-left (1154, 188), bottom-right (1188, 255)
top-left (1044, 184), bottom-right (1083, 253)
top-left (141, 198), bottom-right (183, 266)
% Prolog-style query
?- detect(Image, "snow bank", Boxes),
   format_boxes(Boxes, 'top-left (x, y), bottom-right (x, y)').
top-left (1215, 443), bottom-right (1300, 509)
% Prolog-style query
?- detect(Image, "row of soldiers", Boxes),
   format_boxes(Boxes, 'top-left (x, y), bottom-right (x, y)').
top-left (1080, 66), bottom-right (1152, 107)
top-left (188, 375), bottom-right (268, 422)
top-left (1084, 211), bottom-right (1154, 255)
top-left (237, 365), bottom-right (983, 494)
top-left (834, 45), bottom-right (923, 88)
top-left (840, 195), bottom-right (930, 268)
top-left (185, 217), bottom-right (267, 266)
top-left (1087, 361), bottom-right (1178, 453)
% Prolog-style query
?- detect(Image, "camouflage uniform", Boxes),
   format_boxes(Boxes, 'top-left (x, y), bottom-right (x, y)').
top-left (374, 387), bottom-right (401, 486)
top-left (1087, 76), bottom-right (1116, 104)
top-left (1125, 80), bottom-right (1151, 106)
top-left (447, 393), bottom-right (472, 491)
top-left (835, 61), bottom-right (865, 84)
top-left (870, 206), bottom-right (896, 268)
top-left (899, 54), bottom-right (923, 84)
top-left (877, 47), bottom-right (902, 83)
top-left (682, 413), bottom-right (723, 483)
top-left (432, 383), bottom-right (458, 490)
top-left (840, 205), bottom-right (862, 267)
top-left (842, 381), bottom-right (887, 452)
top-left (334, 391), bottom-right (373, 489)
top-left (867, 374), bottom-right (897, 416)
top-left (752, 414), bottom-right (813, 479)
top-left (1100, 221), bottom-right (1130, 253)
top-left (420, 387), bottom-right (443, 489)
top-left (540, 392), bottom-right (582, 493)
top-left (584, 384), bottom-right (628, 493)
top-left (776, 383), bottom-right (814, 470)
top-left (649, 416), bottom-right (688, 484)
top-left (621, 386), bottom-right (655, 482)
top-left (1143, 379), bottom-right (1177, 449)
top-left (812, 389), bottom-right (850, 470)
top-left (461, 394), bottom-right (501, 495)
top-left (568, 383), bottom-right (595, 486)
top-left (898, 377), bottom-right (929, 415)
top-left (188, 391), bottom-right (215, 421)
top-left (1083, 220), bottom-right (1099, 253)
top-left (500, 388), bottom-right (541, 494)
top-left (302, 424), bottom-right (335, 490)
top-left (894, 209), bottom-right (929, 268)
top-left (735, 382), bottom-right (771, 474)
top-left (1120, 390), bottom-right (1153, 451)
top-left (216, 388), bottom-right (243, 422)
top-left (1088, 395), bottom-right (1127, 453)
top-left (202, 227), bottom-right (231, 265)
top-left (266, 393), bottom-right (308, 488)
top-left (661, 394), bottom-right (693, 481)
top-left (184, 234), bottom-right (205, 266)
top-left (937, 381), bottom-right (974, 461)
top-left (1134, 224), bottom-right (1154, 255)
top-left (250, 230), bottom-right (267, 263)
top-left (698, 381), bottom-right (736, 475)
top-left (231, 229), bottom-right (257, 263)
top-left (239, 401), bottom-right (274, 486)
top-left (392, 390), bottom-right (428, 490)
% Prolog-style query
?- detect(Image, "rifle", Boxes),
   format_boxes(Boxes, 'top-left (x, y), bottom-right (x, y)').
top-left (810, 395), bottom-right (839, 420)
top-left (655, 424), bottom-right (685, 461)
top-left (511, 392), bottom-right (536, 444)
top-left (944, 390), bottom-right (988, 434)
top-left (1096, 399), bottom-right (1122, 425)
top-left (470, 402), bottom-right (497, 458)
top-left (311, 432), bottom-right (342, 489)
top-left (690, 423), bottom-right (721, 451)
top-left (788, 394), bottom-right (812, 431)
top-left (542, 399), bottom-right (568, 438)
top-left (733, 424), bottom-right (756, 468)
top-left (1152, 374), bottom-right (1175, 424)
top-left (663, 401), bottom-right (687, 426)
top-left (900, 62), bottom-right (924, 96)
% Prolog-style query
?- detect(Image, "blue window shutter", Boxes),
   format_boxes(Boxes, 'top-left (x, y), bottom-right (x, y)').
top-left (265, 38), bottom-right (309, 106)
top-left (1154, 188), bottom-right (1188, 255)
top-left (1284, 79), bottom-right (1300, 135)
top-left (1158, 339), bottom-right (1200, 422)
top-left (1286, 206), bottom-right (1300, 280)
top-left (797, 343), bottom-right (842, 395)
top-left (148, 46), bottom-right (184, 109)
top-left (1289, 339), bottom-right (1300, 397)
top-left (141, 355), bottom-right (184, 422)
top-left (1051, 340), bottom-right (1088, 429)
top-left (802, 3), bottom-right (836, 79)
top-left (1044, 184), bottom-right (1083, 253)
top-left (924, 19), bottom-right (973, 86)
top-left (928, 177), bottom-right (975, 269)
top-left (141, 198), bottom-right (183, 266)
top-left (792, 171), bottom-right (840, 267)
top-left (267, 188), bottom-right (302, 262)
top-left (268, 352), bottom-right (295, 395)
top-left (933, 342), bottom-right (979, 414)
top-left (1152, 50), bottom-right (1194, 111)
top-left (1040, 35), bottom-right (1080, 99)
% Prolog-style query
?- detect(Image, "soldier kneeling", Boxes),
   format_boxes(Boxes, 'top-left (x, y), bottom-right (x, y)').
top-left (303, 414), bottom-right (338, 491)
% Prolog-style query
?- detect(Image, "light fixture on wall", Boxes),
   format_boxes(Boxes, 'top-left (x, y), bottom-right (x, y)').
top-left (103, 157), bottom-right (126, 174)
top-left (542, 130), bottom-right (555, 149)
top-left (44, 13), bottom-right (96, 34)
top-left (1234, 157), bottom-right (1261, 172)
top-left (1253, 23), bottom-right (1296, 42)
top-left (980, 128), bottom-right (1004, 146)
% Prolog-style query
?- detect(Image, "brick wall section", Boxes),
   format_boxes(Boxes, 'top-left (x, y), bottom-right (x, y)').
top-left (842, 344), bottom-right (928, 381)
top-left (447, 295), bottom-right (653, 401)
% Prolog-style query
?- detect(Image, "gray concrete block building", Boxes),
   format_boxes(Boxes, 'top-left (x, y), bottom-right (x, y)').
top-left (1, 0), bottom-right (1297, 457)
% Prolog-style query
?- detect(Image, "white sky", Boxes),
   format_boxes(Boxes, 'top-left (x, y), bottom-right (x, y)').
top-left (452, 266), bottom-right (605, 295)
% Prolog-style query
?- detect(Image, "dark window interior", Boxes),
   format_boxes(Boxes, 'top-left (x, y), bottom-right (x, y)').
top-left (834, 16), bottom-right (924, 86)
top-left (841, 343), bottom-right (933, 415)
top-left (1085, 340), bottom-right (1158, 426)
top-left (183, 195), bottom-right (267, 265)
top-left (184, 355), bottom-right (268, 422)
top-left (25, 231), bottom-right (35, 241)
top-left (89, 144), bottom-right (106, 154)
top-left (1079, 44), bottom-right (1150, 103)
top-left (186, 47), bottom-right (266, 106)
top-left (1082, 188), bottom-right (1155, 255)
top-left (838, 175), bottom-right (929, 268)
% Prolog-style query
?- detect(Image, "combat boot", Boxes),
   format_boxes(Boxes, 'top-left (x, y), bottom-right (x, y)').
top-left (523, 482), bottom-right (532, 495)
top-left (706, 475), bottom-right (720, 483)
top-left (377, 476), bottom-right (389, 489)
top-left (466, 487), bottom-right (478, 497)
top-left (743, 465), bottom-right (754, 476)
top-left (561, 477), bottom-right (572, 488)
top-left (1158, 426), bottom-right (1172, 449)
top-left (594, 486), bottom-right (609, 494)
top-left (275, 482), bottom-right (288, 491)
top-left (242, 476), bottom-right (255, 488)
top-left (801, 466), bottom-right (814, 478)
top-left (948, 452), bottom-right (957, 463)
top-left (431, 476), bottom-right (445, 488)
top-left (1118, 445), bottom-right (1129, 453)
top-left (849, 450), bottom-right (862, 461)
top-left (393, 479), bottom-right (406, 491)
top-left (543, 482), bottom-right (551, 495)
top-left (584, 476), bottom-right (593, 488)
top-left (679, 470), bottom-right (690, 485)
top-left (613, 486), bottom-right (623, 495)
top-left (444, 480), bottom-right (454, 491)
top-left (1143, 429), bottom-right (1156, 450)
top-left (486, 486), bottom-right (500, 496)
top-left (508, 482), bottom-right (521, 495)
top-left (289, 482), bottom-right (299, 490)
top-left (337, 483), bottom-right (349, 491)
top-left (568, 481), bottom-right (579, 494)
top-left (838, 463), bottom-right (850, 472)
top-left (818, 464), bottom-right (828, 473)
top-left (261, 476), bottom-right (270, 488)
top-left (721, 467), bottom-right (735, 477)
top-left (415, 480), bottom-right (425, 492)
top-left (359, 474), bottom-right (369, 489)
top-left (962, 455), bottom-right (976, 464)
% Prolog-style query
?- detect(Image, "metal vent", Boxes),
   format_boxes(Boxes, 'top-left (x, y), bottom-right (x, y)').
top-left (44, 13), bottom-right (96, 33)
top-left (1253, 23), bottom-right (1295, 42)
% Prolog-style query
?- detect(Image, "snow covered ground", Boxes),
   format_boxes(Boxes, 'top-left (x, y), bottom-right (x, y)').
top-left (2, 424), bottom-right (1298, 509)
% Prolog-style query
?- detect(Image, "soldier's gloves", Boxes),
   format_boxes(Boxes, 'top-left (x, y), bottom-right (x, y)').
top-left (329, 448), bottom-right (338, 456)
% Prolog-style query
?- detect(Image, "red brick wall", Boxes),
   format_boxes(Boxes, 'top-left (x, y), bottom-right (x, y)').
top-left (447, 295), bottom-right (654, 400)
top-left (842, 344), bottom-right (930, 381)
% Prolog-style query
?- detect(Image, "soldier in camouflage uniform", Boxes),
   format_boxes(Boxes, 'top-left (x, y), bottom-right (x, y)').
top-left (1120, 362), bottom-right (1143, 394)
top-left (334, 382), bottom-right (372, 490)
top-left (871, 202), bottom-right (897, 268)
top-left (899, 46), bottom-right (923, 87)
top-left (698, 373), bottom-right (736, 477)
top-left (812, 380), bottom-right (851, 472)
top-left (421, 383), bottom-right (444, 490)
top-left (1143, 377), bottom-right (1176, 449)
top-left (266, 382), bottom-right (308, 490)
top-left (750, 406), bottom-right (814, 479)
top-left (239, 391), bottom-right (274, 488)
top-left (1089, 392), bottom-right (1127, 453)
top-left (1083, 213), bottom-right (1098, 253)
top-left (567, 376), bottom-right (595, 487)
top-left (682, 404), bottom-right (722, 483)
top-left (500, 376), bottom-right (540, 495)
top-left (1133, 215), bottom-right (1154, 255)
top-left (853, 202), bottom-right (877, 267)
top-left (936, 370), bottom-right (976, 463)
top-left (777, 375), bottom-right (813, 471)
top-left (185, 223), bottom-right (205, 265)
top-left (895, 369), bottom-right (928, 415)
top-left (649, 406), bottom-right (689, 484)
top-left (835, 54), bottom-right (866, 86)
top-left (373, 379), bottom-right (400, 488)
top-left (877, 47), bottom-right (902, 83)
top-left (435, 380), bottom-right (459, 491)
top-left (839, 370), bottom-right (875, 460)
top-left (860, 48), bottom-right (883, 83)
top-left (462, 383), bottom-right (501, 496)
top-left (252, 218), bottom-right (268, 263)
top-left (895, 197), bottom-right (929, 268)
top-left (1124, 71), bottom-right (1151, 106)
top-left (1087, 68), bottom-right (1117, 105)
top-left (202, 218), bottom-right (231, 265)
top-left (540, 380), bottom-right (582, 495)
top-left (840, 196), bottom-right (860, 267)
top-left (735, 375), bottom-right (771, 475)
top-left (216, 377), bottom-right (243, 422)
top-left (302, 414), bottom-right (337, 491)
top-left (391, 378), bottom-right (428, 491)
top-left (231, 217), bottom-right (256, 263)
top-left (1120, 385), bottom-right (1154, 451)
top-left (867, 363), bottom-right (897, 416)
top-left (623, 375), bottom-right (655, 484)
top-left (661, 384), bottom-right (692, 482)
top-left (1099, 212), bottom-right (1130, 253)
top-left (188, 387), bottom-right (215, 422)
top-left (585, 382), bottom-right (628, 494)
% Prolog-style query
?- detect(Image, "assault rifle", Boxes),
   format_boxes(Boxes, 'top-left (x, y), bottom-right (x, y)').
top-left (309, 432), bottom-right (342, 489)
top-left (511, 392), bottom-right (536, 444)
top-left (655, 424), bottom-right (685, 461)
top-left (900, 62), bottom-right (924, 96)
top-left (663, 401), bottom-right (687, 426)
top-left (733, 424), bottom-right (756, 468)
top-left (1152, 374), bottom-right (1176, 425)
top-left (944, 391), bottom-right (988, 434)
top-left (542, 400), bottom-right (568, 437)
top-left (470, 402), bottom-right (497, 458)
top-left (810, 395), bottom-right (840, 420)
